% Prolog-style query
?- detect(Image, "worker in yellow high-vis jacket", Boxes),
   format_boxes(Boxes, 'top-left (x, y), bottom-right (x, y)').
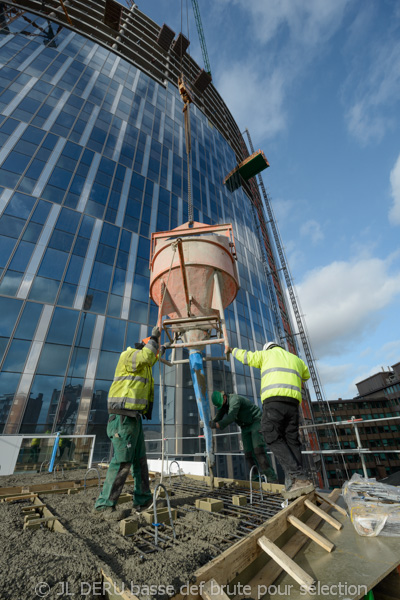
top-left (95, 327), bottom-right (163, 513)
top-left (231, 341), bottom-right (314, 499)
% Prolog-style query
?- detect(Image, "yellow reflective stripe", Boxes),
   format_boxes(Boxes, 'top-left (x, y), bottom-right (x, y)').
top-left (114, 375), bottom-right (148, 384)
top-left (261, 367), bottom-right (302, 379)
top-left (261, 383), bottom-right (301, 395)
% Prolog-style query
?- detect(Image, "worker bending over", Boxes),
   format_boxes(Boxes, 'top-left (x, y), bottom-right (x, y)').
top-left (210, 391), bottom-right (277, 482)
top-left (231, 341), bottom-right (314, 499)
top-left (95, 327), bottom-right (161, 513)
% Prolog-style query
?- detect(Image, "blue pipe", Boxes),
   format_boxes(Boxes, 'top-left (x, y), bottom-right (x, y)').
top-left (188, 350), bottom-right (215, 467)
top-left (48, 431), bottom-right (60, 473)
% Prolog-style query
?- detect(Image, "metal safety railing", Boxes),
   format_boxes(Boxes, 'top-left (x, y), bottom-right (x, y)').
top-left (142, 414), bottom-right (400, 479)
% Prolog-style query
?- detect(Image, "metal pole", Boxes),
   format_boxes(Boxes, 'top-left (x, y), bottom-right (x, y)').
top-left (48, 431), bottom-right (60, 473)
top-left (352, 416), bottom-right (368, 478)
top-left (188, 350), bottom-right (215, 476)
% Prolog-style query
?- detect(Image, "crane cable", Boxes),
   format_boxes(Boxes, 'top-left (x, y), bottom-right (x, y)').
top-left (179, 0), bottom-right (193, 225)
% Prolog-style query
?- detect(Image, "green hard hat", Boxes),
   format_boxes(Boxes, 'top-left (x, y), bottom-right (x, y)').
top-left (212, 391), bottom-right (224, 408)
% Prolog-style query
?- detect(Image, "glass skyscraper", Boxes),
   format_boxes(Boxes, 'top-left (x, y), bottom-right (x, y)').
top-left (0, 1), bottom-right (288, 477)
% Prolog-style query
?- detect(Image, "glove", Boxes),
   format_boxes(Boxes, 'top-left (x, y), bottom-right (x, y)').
top-left (151, 326), bottom-right (160, 339)
top-left (226, 347), bottom-right (232, 357)
top-left (160, 345), bottom-right (166, 357)
top-left (144, 402), bottom-right (153, 421)
top-left (209, 420), bottom-right (217, 429)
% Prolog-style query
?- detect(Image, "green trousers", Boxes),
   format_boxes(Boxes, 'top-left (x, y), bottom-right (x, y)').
top-left (241, 420), bottom-right (277, 482)
top-left (95, 414), bottom-right (152, 509)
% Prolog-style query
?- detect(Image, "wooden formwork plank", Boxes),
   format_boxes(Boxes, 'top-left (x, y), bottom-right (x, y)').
top-left (201, 578), bottom-right (230, 600)
top-left (101, 569), bottom-right (140, 600)
top-left (287, 515), bottom-right (334, 552)
top-left (233, 489), bottom-right (341, 600)
top-left (190, 492), bottom-right (314, 599)
top-left (304, 499), bottom-right (343, 530)
top-left (315, 492), bottom-right (348, 517)
top-left (257, 535), bottom-right (315, 591)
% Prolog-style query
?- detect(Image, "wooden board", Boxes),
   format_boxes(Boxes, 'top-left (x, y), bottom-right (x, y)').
top-left (257, 535), bottom-right (315, 590)
top-left (304, 499), bottom-right (343, 530)
top-left (201, 579), bottom-right (230, 600)
top-left (287, 515), bottom-right (334, 552)
top-left (315, 492), bottom-right (348, 517)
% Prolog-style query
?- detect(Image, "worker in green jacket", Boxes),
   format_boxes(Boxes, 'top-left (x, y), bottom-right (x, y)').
top-left (210, 391), bottom-right (278, 482)
top-left (231, 341), bottom-right (314, 499)
top-left (95, 327), bottom-right (161, 513)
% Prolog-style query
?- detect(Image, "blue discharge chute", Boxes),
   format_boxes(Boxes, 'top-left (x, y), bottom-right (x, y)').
top-left (189, 350), bottom-right (215, 469)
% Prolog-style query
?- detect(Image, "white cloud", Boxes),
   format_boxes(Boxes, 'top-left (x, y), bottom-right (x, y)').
top-left (344, 36), bottom-right (400, 143)
top-left (296, 255), bottom-right (400, 358)
top-left (389, 153), bottom-right (400, 225)
top-left (317, 361), bottom-right (354, 386)
top-left (217, 0), bottom-right (349, 46)
top-left (218, 64), bottom-right (286, 139)
top-left (300, 219), bottom-right (324, 244)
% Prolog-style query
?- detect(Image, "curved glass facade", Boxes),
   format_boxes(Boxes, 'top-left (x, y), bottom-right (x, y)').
top-left (0, 7), bottom-right (280, 474)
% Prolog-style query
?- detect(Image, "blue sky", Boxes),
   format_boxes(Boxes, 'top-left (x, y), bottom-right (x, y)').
top-left (129, 1), bottom-right (400, 400)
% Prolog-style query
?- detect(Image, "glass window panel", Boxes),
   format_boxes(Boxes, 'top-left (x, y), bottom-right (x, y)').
top-left (0, 214), bottom-right (25, 239)
top-left (75, 312), bottom-right (96, 348)
top-left (64, 254), bottom-right (84, 285)
top-left (0, 337), bottom-right (7, 364)
top-left (89, 262), bottom-right (112, 292)
top-left (14, 301), bottom-right (43, 340)
top-left (38, 248), bottom-right (68, 279)
top-left (57, 282), bottom-right (77, 307)
top-left (96, 350), bottom-right (119, 380)
top-left (0, 297), bottom-right (22, 336)
top-left (29, 276), bottom-right (59, 303)
top-left (31, 199), bottom-right (51, 224)
top-left (102, 317), bottom-right (126, 352)
top-left (5, 192), bottom-right (36, 219)
top-left (47, 307), bottom-right (79, 345)
top-left (90, 379), bottom-right (111, 425)
top-left (85, 289), bottom-right (108, 313)
top-left (56, 208), bottom-right (81, 234)
top-left (22, 374), bottom-right (64, 432)
top-left (129, 300), bottom-right (148, 323)
top-left (22, 221), bottom-right (43, 243)
top-left (55, 379), bottom-right (83, 430)
top-left (132, 274), bottom-right (149, 300)
top-left (124, 322), bottom-right (140, 348)
top-left (0, 270), bottom-right (23, 296)
top-left (2, 339), bottom-right (31, 372)
top-left (111, 268), bottom-right (126, 295)
top-left (48, 230), bottom-right (74, 252)
top-left (73, 237), bottom-right (89, 257)
top-left (36, 343), bottom-right (70, 376)
top-left (0, 372), bottom-right (21, 431)
top-left (67, 347), bottom-right (89, 378)
top-left (0, 236), bottom-right (16, 268)
top-left (1, 151), bottom-right (30, 174)
top-left (8, 240), bottom-right (35, 272)
top-left (107, 294), bottom-right (122, 317)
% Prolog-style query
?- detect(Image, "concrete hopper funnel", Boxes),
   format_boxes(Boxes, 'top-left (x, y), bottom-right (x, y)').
top-left (149, 221), bottom-right (239, 360)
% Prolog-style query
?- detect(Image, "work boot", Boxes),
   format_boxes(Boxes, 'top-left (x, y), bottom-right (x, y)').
top-left (133, 498), bottom-right (153, 513)
top-left (92, 505), bottom-right (115, 515)
top-left (282, 478), bottom-right (315, 500)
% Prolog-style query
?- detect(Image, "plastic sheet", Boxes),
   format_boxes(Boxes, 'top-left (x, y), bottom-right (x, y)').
top-left (343, 474), bottom-right (400, 537)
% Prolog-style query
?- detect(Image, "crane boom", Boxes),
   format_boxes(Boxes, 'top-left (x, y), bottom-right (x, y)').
top-left (191, 0), bottom-right (211, 75)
